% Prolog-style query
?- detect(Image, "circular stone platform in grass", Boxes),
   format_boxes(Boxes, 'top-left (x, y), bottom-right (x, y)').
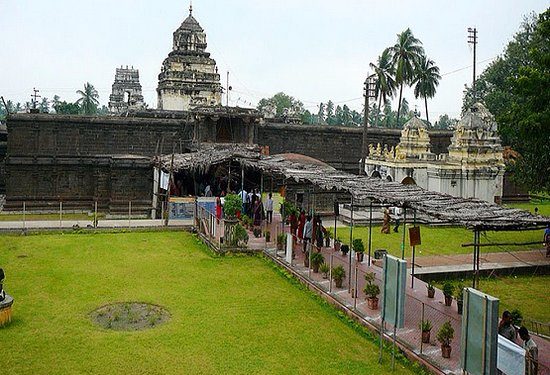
top-left (90, 302), bottom-right (170, 331)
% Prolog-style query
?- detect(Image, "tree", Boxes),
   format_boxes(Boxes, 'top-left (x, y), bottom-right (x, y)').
top-left (434, 114), bottom-right (458, 130)
top-left (76, 82), bottom-right (100, 115)
top-left (300, 110), bottom-right (314, 125)
top-left (341, 105), bottom-right (352, 126)
top-left (54, 101), bottom-right (81, 115)
top-left (412, 55), bottom-right (441, 126)
top-left (257, 92), bottom-right (304, 118)
top-left (389, 28), bottom-right (425, 127)
top-left (370, 48), bottom-right (396, 127)
top-left (39, 97), bottom-right (50, 113)
top-left (317, 102), bottom-right (325, 124)
top-left (325, 101), bottom-right (335, 125)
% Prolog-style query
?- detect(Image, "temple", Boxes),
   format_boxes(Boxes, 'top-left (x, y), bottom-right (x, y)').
top-left (108, 66), bottom-right (145, 114)
top-left (156, 4), bottom-right (222, 111)
top-left (364, 103), bottom-right (506, 203)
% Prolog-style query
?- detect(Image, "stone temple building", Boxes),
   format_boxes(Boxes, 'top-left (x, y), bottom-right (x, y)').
top-left (364, 103), bottom-right (505, 203)
top-left (108, 66), bottom-right (145, 114)
top-left (157, 5), bottom-right (222, 111)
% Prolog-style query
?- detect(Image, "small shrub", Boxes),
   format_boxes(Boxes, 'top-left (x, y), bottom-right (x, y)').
top-left (364, 283), bottom-right (380, 299)
top-left (442, 282), bottom-right (455, 297)
top-left (456, 284), bottom-right (464, 300)
top-left (332, 265), bottom-right (346, 283)
top-left (233, 224), bottom-right (249, 246)
top-left (320, 263), bottom-right (330, 278)
top-left (436, 321), bottom-right (454, 346)
top-left (426, 281), bottom-right (435, 292)
top-left (277, 233), bottom-right (286, 245)
top-left (223, 194), bottom-right (242, 218)
top-left (510, 309), bottom-right (523, 326)
top-left (420, 320), bottom-right (432, 332)
top-left (352, 238), bottom-right (365, 253)
top-left (311, 252), bottom-right (325, 267)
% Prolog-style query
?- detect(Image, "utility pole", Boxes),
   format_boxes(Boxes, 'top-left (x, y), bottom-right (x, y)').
top-left (467, 27), bottom-right (478, 101)
top-left (226, 71), bottom-right (232, 107)
top-left (360, 74), bottom-right (377, 175)
top-left (31, 88), bottom-right (41, 110)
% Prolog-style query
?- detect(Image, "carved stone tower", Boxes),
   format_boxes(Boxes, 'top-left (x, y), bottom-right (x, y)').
top-left (108, 66), bottom-right (145, 114)
top-left (157, 4), bottom-right (222, 111)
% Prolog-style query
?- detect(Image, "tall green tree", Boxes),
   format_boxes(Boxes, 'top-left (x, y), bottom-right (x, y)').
top-left (317, 102), bottom-right (325, 124)
top-left (325, 101), bottom-right (335, 125)
top-left (412, 55), bottom-right (440, 126)
top-left (389, 28), bottom-right (424, 127)
top-left (370, 48), bottom-right (396, 127)
top-left (257, 92), bottom-right (304, 118)
top-left (76, 82), bottom-right (100, 115)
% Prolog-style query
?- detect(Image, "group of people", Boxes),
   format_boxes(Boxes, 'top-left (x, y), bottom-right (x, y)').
top-left (381, 207), bottom-right (403, 234)
top-left (498, 311), bottom-right (539, 375)
top-left (284, 211), bottom-right (327, 253)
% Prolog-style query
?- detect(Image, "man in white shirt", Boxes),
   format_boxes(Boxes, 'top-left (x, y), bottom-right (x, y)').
top-left (303, 215), bottom-right (313, 253)
top-left (239, 189), bottom-right (247, 213)
top-left (266, 193), bottom-right (274, 223)
top-left (519, 327), bottom-right (538, 375)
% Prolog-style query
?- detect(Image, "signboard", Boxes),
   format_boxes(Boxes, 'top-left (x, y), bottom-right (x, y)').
top-left (168, 197), bottom-right (195, 220)
top-left (409, 226), bottom-right (421, 246)
top-left (381, 255), bottom-right (407, 328)
top-left (460, 288), bottom-right (499, 375)
top-left (497, 335), bottom-right (525, 375)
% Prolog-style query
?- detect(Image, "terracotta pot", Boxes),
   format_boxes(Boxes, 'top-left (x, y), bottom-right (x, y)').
top-left (367, 297), bottom-right (379, 310)
top-left (457, 300), bottom-right (463, 315)
top-left (313, 264), bottom-right (320, 273)
top-left (421, 330), bottom-right (431, 344)
top-left (304, 256), bottom-right (309, 268)
top-left (427, 289), bottom-right (435, 298)
top-left (444, 295), bottom-right (453, 306)
top-left (334, 242), bottom-right (341, 252)
top-left (277, 243), bottom-right (283, 251)
top-left (356, 252), bottom-right (364, 262)
top-left (441, 344), bottom-right (452, 358)
top-left (335, 279), bottom-right (343, 288)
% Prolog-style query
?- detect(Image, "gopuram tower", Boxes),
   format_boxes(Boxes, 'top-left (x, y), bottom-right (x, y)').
top-left (157, 4), bottom-right (222, 111)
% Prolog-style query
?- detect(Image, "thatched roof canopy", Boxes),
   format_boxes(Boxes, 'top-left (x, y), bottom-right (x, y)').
top-left (159, 144), bottom-right (548, 231)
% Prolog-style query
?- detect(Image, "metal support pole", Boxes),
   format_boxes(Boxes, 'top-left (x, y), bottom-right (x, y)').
top-left (94, 201), bottom-right (98, 228)
top-left (411, 209), bottom-right (417, 289)
top-left (329, 254), bottom-right (333, 293)
top-left (348, 194), bottom-right (354, 291)
top-left (333, 199), bottom-right (337, 250)
top-left (476, 231), bottom-right (481, 289)
top-left (59, 201), bottom-right (62, 229)
top-left (353, 266), bottom-right (358, 310)
top-left (368, 202), bottom-right (373, 266)
top-left (23, 201), bottom-right (26, 229)
top-left (308, 242), bottom-right (312, 279)
top-left (472, 230), bottom-right (478, 289)
top-left (128, 201), bottom-right (132, 229)
top-left (401, 206), bottom-right (407, 259)
top-left (420, 302), bottom-right (425, 354)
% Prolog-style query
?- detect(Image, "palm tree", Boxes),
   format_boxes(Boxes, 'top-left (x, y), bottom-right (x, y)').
top-left (76, 82), bottom-right (100, 115)
top-left (412, 55), bottom-right (441, 126)
top-left (388, 28), bottom-right (424, 127)
top-left (370, 48), bottom-right (396, 127)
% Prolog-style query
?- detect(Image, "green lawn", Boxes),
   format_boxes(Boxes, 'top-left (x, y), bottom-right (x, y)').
top-left (0, 213), bottom-right (103, 222)
top-left (0, 231), bottom-right (416, 375)
top-left (336, 224), bottom-right (543, 258)
top-left (506, 199), bottom-right (550, 217)
top-left (435, 275), bottom-right (550, 324)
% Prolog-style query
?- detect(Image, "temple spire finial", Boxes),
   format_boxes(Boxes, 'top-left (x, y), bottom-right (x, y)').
top-left (189, 0), bottom-right (193, 15)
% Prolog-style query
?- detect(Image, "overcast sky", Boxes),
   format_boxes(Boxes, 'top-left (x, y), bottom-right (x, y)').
top-left (1, 0), bottom-right (548, 120)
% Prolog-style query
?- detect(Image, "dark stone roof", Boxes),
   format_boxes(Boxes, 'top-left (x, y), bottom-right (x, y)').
top-left (178, 14), bottom-right (204, 32)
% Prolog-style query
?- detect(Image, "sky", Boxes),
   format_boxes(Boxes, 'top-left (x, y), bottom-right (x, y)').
top-left (0, 0), bottom-right (548, 121)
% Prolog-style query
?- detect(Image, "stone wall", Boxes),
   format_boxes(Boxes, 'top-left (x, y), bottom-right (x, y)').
top-left (257, 123), bottom-right (452, 173)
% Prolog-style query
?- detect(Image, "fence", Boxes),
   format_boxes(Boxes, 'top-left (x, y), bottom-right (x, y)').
top-left (266, 235), bottom-right (550, 375)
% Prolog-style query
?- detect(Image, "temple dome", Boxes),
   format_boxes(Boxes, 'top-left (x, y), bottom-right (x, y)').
top-left (178, 14), bottom-right (204, 32)
top-left (402, 115), bottom-right (427, 130)
top-left (458, 102), bottom-right (498, 131)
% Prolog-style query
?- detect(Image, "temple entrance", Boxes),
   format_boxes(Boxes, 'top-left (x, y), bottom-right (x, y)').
top-left (401, 176), bottom-right (416, 185)
top-left (371, 171), bottom-right (382, 179)
top-left (216, 118), bottom-right (233, 142)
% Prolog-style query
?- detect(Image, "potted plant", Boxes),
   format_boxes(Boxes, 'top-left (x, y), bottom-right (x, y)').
top-left (363, 272), bottom-right (380, 310)
top-left (420, 320), bottom-right (433, 344)
top-left (265, 231), bottom-right (271, 243)
top-left (456, 284), bottom-right (464, 315)
top-left (223, 193), bottom-right (242, 219)
top-left (276, 233), bottom-right (286, 251)
top-left (436, 321), bottom-right (455, 358)
top-left (341, 244), bottom-right (349, 256)
top-left (426, 281), bottom-right (435, 298)
top-left (253, 227), bottom-right (262, 238)
top-left (442, 282), bottom-right (455, 307)
top-left (334, 237), bottom-right (341, 252)
top-left (510, 309), bottom-right (523, 327)
top-left (233, 223), bottom-right (249, 247)
top-left (324, 228), bottom-right (332, 247)
top-left (311, 252), bottom-right (325, 273)
top-left (320, 263), bottom-right (330, 279)
top-left (332, 265), bottom-right (346, 288)
top-left (353, 238), bottom-right (365, 262)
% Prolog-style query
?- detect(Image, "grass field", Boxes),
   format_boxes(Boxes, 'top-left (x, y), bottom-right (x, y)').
top-left (435, 275), bottom-right (550, 324)
top-left (336, 224), bottom-right (543, 258)
top-left (0, 231), bottom-right (417, 375)
top-left (507, 199), bottom-right (550, 217)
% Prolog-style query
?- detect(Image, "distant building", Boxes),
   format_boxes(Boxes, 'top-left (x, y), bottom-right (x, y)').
top-left (156, 5), bottom-right (222, 111)
top-left (364, 103), bottom-right (505, 203)
top-left (108, 66), bottom-right (145, 114)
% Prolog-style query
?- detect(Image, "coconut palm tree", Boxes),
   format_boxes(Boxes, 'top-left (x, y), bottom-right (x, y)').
top-left (76, 82), bottom-right (100, 115)
top-left (388, 28), bottom-right (424, 127)
top-left (412, 55), bottom-right (441, 126)
top-left (370, 48), bottom-right (396, 127)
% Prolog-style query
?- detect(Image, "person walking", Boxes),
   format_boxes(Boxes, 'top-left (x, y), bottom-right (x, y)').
top-left (381, 208), bottom-right (391, 234)
top-left (519, 327), bottom-right (538, 375)
top-left (303, 215), bottom-right (313, 254)
top-left (498, 311), bottom-right (517, 342)
top-left (544, 224), bottom-right (550, 257)
top-left (266, 193), bottom-right (274, 224)
top-left (297, 210), bottom-right (306, 243)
